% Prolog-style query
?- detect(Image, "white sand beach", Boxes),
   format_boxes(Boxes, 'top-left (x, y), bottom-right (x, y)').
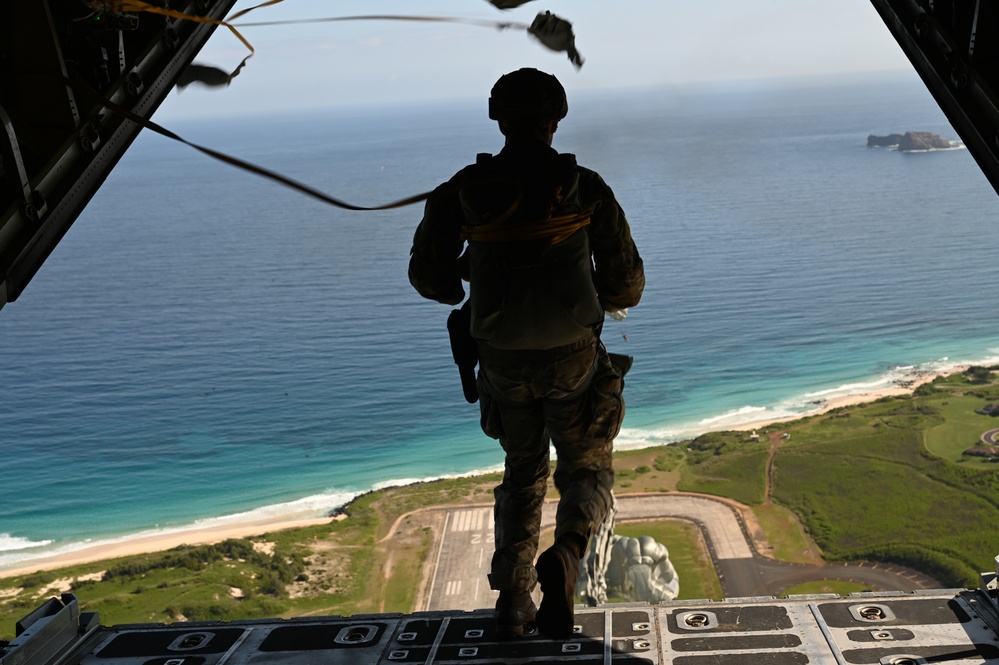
top-left (0, 516), bottom-right (331, 579)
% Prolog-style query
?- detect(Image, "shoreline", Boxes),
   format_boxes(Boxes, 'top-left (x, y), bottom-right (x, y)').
top-left (0, 517), bottom-right (332, 579)
top-left (0, 365), bottom-right (969, 580)
top-left (728, 366), bottom-right (964, 434)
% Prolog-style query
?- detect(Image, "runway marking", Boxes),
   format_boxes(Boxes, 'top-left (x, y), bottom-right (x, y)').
top-left (445, 580), bottom-right (463, 596)
top-left (451, 508), bottom-right (491, 532)
top-left (424, 511), bottom-right (450, 610)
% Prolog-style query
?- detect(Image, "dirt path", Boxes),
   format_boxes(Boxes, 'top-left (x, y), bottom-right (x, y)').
top-left (764, 430), bottom-right (785, 503)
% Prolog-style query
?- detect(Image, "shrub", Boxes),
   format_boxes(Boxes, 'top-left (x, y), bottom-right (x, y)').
top-left (18, 572), bottom-right (56, 589)
top-left (965, 366), bottom-right (994, 385)
top-left (844, 544), bottom-right (978, 588)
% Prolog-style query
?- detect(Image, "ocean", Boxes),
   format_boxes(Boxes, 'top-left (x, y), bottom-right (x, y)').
top-left (2, 71), bottom-right (998, 571)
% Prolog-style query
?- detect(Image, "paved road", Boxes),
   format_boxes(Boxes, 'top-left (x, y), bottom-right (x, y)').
top-left (424, 507), bottom-right (496, 611)
top-left (422, 494), bottom-right (937, 612)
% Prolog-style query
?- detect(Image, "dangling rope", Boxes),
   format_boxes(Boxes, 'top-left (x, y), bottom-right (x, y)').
top-left (232, 14), bottom-right (529, 32)
top-left (231, 12), bottom-right (584, 69)
top-left (65, 75), bottom-right (433, 211)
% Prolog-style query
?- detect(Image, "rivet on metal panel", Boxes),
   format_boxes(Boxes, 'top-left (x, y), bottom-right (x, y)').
top-left (632, 640), bottom-right (651, 650)
top-left (163, 28), bottom-right (179, 50)
top-left (125, 72), bottom-right (144, 97)
top-left (388, 650), bottom-right (409, 660)
top-left (24, 190), bottom-right (47, 223)
top-left (164, 660), bottom-right (185, 665)
top-left (850, 604), bottom-right (895, 622)
top-left (872, 630), bottom-right (894, 640)
top-left (950, 65), bottom-right (969, 90)
top-left (562, 643), bottom-right (581, 653)
top-left (632, 622), bottom-right (650, 632)
top-left (334, 624), bottom-right (379, 645)
top-left (572, 625), bottom-right (582, 634)
top-left (676, 610), bottom-right (718, 630)
top-left (879, 656), bottom-right (927, 665)
top-left (168, 632), bottom-right (213, 651)
top-left (458, 647), bottom-right (478, 657)
top-left (397, 632), bottom-right (417, 641)
top-left (464, 629), bottom-right (484, 639)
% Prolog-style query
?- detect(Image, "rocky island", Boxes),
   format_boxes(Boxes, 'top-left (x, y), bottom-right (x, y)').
top-left (867, 131), bottom-right (954, 151)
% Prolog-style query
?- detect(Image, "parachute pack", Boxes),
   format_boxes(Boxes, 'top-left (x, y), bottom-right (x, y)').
top-left (457, 151), bottom-right (603, 351)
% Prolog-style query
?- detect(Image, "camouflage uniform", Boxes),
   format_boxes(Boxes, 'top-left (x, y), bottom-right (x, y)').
top-left (409, 139), bottom-right (644, 593)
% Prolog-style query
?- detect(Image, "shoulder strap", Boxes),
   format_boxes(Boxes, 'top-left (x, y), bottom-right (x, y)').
top-left (460, 151), bottom-right (590, 244)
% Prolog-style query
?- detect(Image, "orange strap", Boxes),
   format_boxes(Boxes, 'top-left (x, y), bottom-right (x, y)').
top-left (461, 209), bottom-right (591, 245)
top-left (84, 0), bottom-right (257, 53)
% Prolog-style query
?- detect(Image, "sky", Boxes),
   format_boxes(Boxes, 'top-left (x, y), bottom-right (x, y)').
top-left (154, 0), bottom-right (915, 121)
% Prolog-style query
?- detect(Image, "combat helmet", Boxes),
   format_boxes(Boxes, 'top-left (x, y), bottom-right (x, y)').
top-left (488, 68), bottom-right (568, 122)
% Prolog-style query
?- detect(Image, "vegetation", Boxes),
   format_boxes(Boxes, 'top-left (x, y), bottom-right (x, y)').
top-left (704, 376), bottom-right (999, 588)
top-left (0, 476), bottom-right (499, 638)
top-left (750, 502), bottom-right (822, 565)
top-left (3, 370), bottom-right (999, 637)
top-left (678, 431), bottom-right (769, 505)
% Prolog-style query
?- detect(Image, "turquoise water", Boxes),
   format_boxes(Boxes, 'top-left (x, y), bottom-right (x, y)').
top-left (2, 71), bottom-right (998, 569)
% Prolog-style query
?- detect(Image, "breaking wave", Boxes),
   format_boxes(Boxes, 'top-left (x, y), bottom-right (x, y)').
top-left (0, 534), bottom-right (53, 553)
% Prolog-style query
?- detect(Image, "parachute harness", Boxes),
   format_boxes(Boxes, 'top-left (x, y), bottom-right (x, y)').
top-left (461, 208), bottom-right (592, 245)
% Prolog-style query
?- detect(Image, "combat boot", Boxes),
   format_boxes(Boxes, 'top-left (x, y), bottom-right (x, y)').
top-left (495, 590), bottom-right (537, 638)
top-left (535, 538), bottom-right (582, 638)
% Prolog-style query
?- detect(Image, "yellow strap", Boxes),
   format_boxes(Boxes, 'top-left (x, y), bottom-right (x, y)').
top-left (462, 210), bottom-right (591, 245)
top-left (86, 0), bottom-right (255, 53)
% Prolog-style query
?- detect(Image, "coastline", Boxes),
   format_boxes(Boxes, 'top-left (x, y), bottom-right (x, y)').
top-left (729, 366), bottom-right (964, 433)
top-left (0, 517), bottom-right (331, 579)
top-left (0, 365), bottom-right (969, 580)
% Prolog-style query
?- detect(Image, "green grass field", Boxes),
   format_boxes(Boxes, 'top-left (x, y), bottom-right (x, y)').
top-left (684, 369), bottom-right (999, 587)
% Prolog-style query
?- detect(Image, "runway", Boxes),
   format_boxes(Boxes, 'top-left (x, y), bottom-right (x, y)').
top-left (421, 493), bottom-right (937, 611)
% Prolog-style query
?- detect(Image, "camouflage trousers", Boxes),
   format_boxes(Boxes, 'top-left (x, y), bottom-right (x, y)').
top-left (476, 336), bottom-right (623, 592)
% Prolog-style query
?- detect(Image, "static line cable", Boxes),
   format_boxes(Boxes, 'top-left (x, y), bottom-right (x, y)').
top-left (66, 76), bottom-right (433, 212)
top-left (233, 14), bottom-right (529, 31)
top-left (232, 11), bottom-right (584, 69)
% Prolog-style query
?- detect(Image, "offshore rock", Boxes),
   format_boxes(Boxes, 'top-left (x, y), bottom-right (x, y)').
top-left (867, 131), bottom-right (953, 150)
top-left (899, 131), bottom-right (952, 151)
top-left (867, 133), bottom-right (904, 147)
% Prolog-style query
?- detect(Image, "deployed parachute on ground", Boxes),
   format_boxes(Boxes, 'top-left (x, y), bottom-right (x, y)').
top-left (578, 495), bottom-right (680, 605)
